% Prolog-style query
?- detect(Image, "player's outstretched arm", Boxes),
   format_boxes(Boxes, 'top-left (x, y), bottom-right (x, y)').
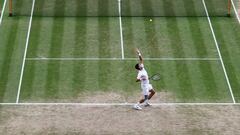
top-left (136, 48), bottom-right (143, 64)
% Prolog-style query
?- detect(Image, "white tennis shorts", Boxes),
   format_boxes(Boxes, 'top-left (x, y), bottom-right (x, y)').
top-left (141, 84), bottom-right (153, 95)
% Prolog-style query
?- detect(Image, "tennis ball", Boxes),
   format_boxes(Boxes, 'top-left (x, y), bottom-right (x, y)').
top-left (149, 19), bottom-right (152, 22)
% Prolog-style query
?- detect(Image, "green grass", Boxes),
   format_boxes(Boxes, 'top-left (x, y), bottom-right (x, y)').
top-left (122, 17), bottom-right (217, 58)
top-left (21, 61), bottom-right (136, 102)
top-left (211, 17), bottom-right (240, 102)
top-left (0, 16), bottom-right (30, 102)
top-left (15, 0), bottom-right (119, 17)
top-left (19, 16), bottom-right (234, 103)
top-left (27, 17), bottom-right (121, 58)
top-left (0, 0), bottom-right (3, 9)
top-left (0, 0), bottom-right (240, 103)
top-left (20, 60), bottom-right (232, 103)
top-left (13, 0), bottom-right (229, 17)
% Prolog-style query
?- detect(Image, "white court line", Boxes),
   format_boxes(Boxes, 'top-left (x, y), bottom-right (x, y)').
top-left (0, 0), bottom-right (7, 25)
top-left (118, 0), bottom-right (125, 59)
top-left (202, 0), bottom-right (236, 104)
top-left (0, 102), bottom-right (239, 106)
top-left (231, 0), bottom-right (240, 24)
top-left (16, 0), bottom-right (35, 103)
top-left (26, 57), bottom-right (220, 61)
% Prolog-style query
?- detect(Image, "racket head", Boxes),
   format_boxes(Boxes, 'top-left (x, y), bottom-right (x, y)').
top-left (150, 73), bottom-right (161, 81)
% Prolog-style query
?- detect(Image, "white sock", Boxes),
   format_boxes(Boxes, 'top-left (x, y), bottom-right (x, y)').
top-left (144, 100), bottom-right (149, 104)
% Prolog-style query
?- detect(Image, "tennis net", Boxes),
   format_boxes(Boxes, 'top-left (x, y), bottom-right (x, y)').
top-left (0, 0), bottom-right (4, 15)
top-left (232, 0), bottom-right (240, 17)
top-left (10, 0), bottom-right (233, 17)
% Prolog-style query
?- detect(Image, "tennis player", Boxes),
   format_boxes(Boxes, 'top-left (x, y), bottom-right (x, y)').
top-left (133, 49), bottom-right (156, 110)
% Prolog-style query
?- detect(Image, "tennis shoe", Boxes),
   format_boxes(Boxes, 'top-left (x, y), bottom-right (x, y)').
top-left (133, 104), bottom-right (142, 110)
top-left (144, 102), bottom-right (151, 107)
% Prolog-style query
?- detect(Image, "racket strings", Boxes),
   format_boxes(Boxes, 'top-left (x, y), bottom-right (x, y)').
top-left (151, 74), bottom-right (160, 81)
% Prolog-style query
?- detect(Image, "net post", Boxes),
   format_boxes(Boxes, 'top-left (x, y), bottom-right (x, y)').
top-left (227, 0), bottom-right (231, 17)
top-left (9, 0), bottom-right (12, 16)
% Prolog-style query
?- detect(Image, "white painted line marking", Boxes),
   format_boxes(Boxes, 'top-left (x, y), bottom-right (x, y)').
top-left (118, 0), bottom-right (125, 59)
top-left (202, 0), bottom-right (236, 104)
top-left (0, 102), bottom-right (239, 106)
top-left (0, 0), bottom-right (7, 25)
top-left (16, 0), bottom-right (35, 103)
top-left (26, 57), bottom-right (220, 61)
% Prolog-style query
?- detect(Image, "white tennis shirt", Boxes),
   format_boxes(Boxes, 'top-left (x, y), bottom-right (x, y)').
top-left (137, 64), bottom-right (149, 85)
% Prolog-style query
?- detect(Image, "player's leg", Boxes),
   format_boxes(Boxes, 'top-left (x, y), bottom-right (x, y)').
top-left (148, 84), bottom-right (155, 100)
top-left (133, 98), bottom-right (143, 110)
top-left (138, 94), bottom-right (148, 104)
top-left (142, 85), bottom-right (156, 107)
top-left (133, 85), bottom-right (148, 110)
top-left (141, 85), bottom-right (151, 106)
top-left (134, 94), bottom-right (151, 109)
top-left (137, 87), bottom-right (149, 104)
top-left (148, 89), bottom-right (155, 100)
top-left (139, 98), bottom-right (145, 104)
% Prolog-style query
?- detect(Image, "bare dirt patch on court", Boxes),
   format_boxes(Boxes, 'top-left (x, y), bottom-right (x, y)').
top-left (20, 90), bottom-right (176, 104)
top-left (0, 105), bottom-right (240, 135)
top-left (78, 90), bottom-right (176, 103)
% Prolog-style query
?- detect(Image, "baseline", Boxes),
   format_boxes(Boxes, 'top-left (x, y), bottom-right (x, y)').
top-left (0, 102), bottom-right (239, 106)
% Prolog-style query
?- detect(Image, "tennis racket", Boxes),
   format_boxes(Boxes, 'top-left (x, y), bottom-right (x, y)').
top-left (134, 48), bottom-right (140, 55)
top-left (150, 73), bottom-right (161, 81)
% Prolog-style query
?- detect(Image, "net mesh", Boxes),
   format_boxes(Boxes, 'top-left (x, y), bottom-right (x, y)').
top-left (0, 0), bottom-right (4, 12)
top-left (12, 0), bottom-right (231, 17)
top-left (233, 0), bottom-right (240, 16)
top-left (12, 0), bottom-right (33, 15)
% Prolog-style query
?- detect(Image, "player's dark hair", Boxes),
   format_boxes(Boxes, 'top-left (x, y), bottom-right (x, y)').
top-left (135, 63), bottom-right (140, 70)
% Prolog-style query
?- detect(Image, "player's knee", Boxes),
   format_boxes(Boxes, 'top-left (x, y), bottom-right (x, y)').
top-left (150, 89), bottom-right (155, 94)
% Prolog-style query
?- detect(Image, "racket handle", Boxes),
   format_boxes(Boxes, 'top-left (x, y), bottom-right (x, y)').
top-left (136, 48), bottom-right (141, 56)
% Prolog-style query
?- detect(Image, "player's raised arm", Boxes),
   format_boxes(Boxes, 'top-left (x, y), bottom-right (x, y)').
top-left (136, 48), bottom-right (143, 64)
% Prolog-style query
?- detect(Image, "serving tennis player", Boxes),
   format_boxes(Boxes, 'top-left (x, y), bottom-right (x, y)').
top-left (133, 49), bottom-right (156, 110)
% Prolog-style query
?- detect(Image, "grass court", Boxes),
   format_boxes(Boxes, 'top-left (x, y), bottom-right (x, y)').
top-left (0, 0), bottom-right (240, 134)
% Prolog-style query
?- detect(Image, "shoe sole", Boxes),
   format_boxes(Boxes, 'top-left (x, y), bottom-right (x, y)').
top-left (133, 106), bottom-right (142, 110)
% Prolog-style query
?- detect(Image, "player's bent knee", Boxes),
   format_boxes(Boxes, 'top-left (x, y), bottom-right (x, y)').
top-left (149, 89), bottom-right (155, 94)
